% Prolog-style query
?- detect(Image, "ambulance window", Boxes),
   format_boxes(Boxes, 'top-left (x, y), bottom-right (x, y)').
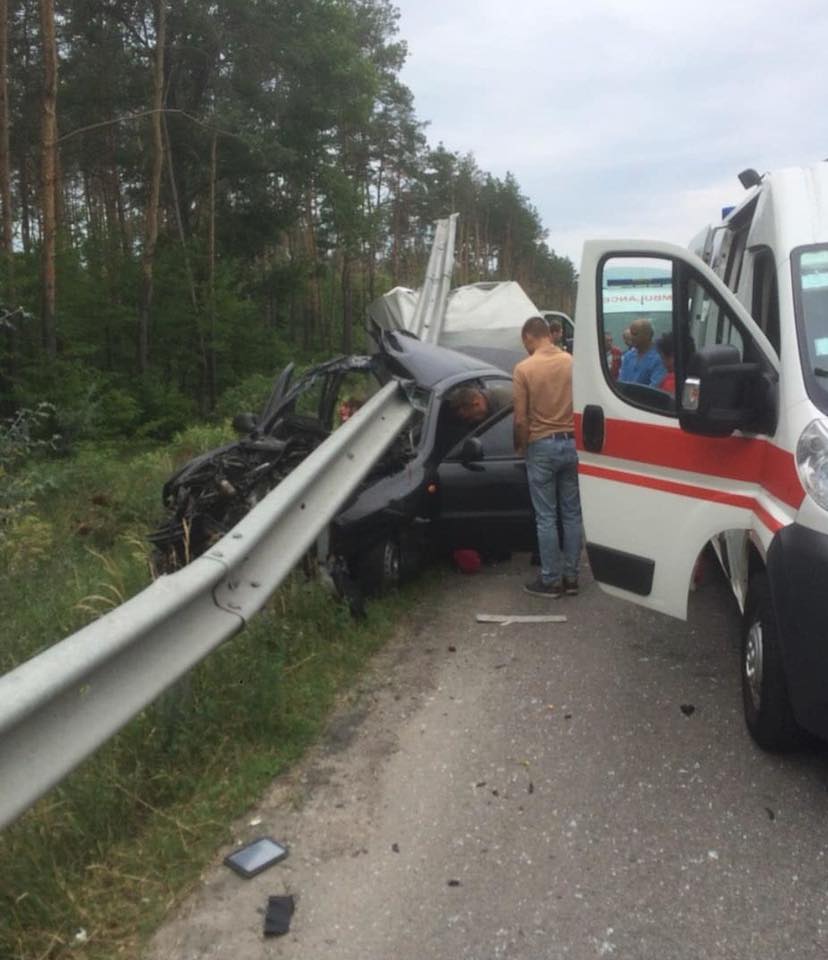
top-left (686, 273), bottom-right (745, 360)
top-left (724, 228), bottom-right (749, 290)
top-left (599, 256), bottom-right (677, 416)
top-left (792, 245), bottom-right (828, 415)
top-left (598, 254), bottom-right (760, 419)
top-left (751, 247), bottom-right (780, 354)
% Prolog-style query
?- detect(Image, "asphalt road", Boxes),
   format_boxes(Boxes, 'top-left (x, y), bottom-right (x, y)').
top-left (147, 555), bottom-right (828, 960)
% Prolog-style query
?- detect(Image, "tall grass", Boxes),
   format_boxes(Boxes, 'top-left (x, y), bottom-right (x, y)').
top-left (0, 433), bottom-right (415, 960)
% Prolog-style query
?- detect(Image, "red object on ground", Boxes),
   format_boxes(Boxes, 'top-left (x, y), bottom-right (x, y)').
top-left (453, 549), bottom-right (482, 574)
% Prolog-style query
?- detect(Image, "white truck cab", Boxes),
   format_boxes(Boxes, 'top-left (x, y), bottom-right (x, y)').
top-left (573, 162), bottom-right (828, 750)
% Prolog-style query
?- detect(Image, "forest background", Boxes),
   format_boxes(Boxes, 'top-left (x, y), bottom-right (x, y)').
top-left (0, 0), bottom-right (576, 440)
top-left (0, 4), bottom-right (577, 955)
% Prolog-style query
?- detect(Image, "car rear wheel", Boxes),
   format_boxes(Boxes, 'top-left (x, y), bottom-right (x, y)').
top-left (741, 572), bottom-right (800, 751)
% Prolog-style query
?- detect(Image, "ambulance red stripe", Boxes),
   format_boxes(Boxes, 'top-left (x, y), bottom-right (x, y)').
top-left (578, 462), bottom-right (785, 534)
top-left (574, 414), bottom-right (803, 510)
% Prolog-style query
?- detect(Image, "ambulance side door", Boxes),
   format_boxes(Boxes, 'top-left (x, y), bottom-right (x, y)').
top-left (572, 239), bottom-right (779, 620)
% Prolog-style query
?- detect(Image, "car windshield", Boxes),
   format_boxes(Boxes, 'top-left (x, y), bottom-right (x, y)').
top-left (794, 245), bottom-right (828, 415)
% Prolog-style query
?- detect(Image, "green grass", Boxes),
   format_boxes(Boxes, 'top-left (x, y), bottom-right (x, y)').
top-left (0, 434), bottom-right (418, 960)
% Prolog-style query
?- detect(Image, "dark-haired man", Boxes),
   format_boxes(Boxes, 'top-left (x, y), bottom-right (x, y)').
top-left (513, 316), bottom-right (582, 598)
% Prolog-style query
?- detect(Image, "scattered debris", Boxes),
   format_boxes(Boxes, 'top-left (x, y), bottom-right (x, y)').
top-left (73, 928), bottom-right (88, 945)
top-left (448, 645), bottom-right (457, 652)
top-left (447, 879), bottom-right (461, 887)
top-left (528, 781), bottom-right (535, 794)
top-left (224, 837), bottom-right (289, 878)
top-left (263, 895), bottom-right (295, 937)
top-left (564, 713), bottom-right (573, 720)
top-left (249, 816), bottom-right (263, 827)
top-left (475, 781), bottom-right (487, 788)
top-left (765, 807), bottom-right (776, 821)
top-left (392, 842), bottom-right (400, 853)
top-left (476, 613), bottom-right (567, 625)
top-left (680, 704), bottom-right (696, 716)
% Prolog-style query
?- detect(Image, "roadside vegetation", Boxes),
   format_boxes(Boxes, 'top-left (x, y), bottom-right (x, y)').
top-left (0, 415), bottom-right (419, 960)
top-left (0, 3), bottom-right (572, 957)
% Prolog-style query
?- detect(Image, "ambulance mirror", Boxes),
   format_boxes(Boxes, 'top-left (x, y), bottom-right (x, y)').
top-left (679, 344), bottom-right (765, 436)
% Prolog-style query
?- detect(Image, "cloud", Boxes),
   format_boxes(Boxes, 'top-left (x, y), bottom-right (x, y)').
top-left (394, 0), bottom-right (828, 263)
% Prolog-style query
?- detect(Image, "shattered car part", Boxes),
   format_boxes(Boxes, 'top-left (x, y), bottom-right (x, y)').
top-left (149, 332), bottom-right (535, 592)
top-left (149, 353), bottom-right (384, 572)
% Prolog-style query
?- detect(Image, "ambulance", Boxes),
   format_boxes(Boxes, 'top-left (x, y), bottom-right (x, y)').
top-left (572, 162), bottom-right (828, 750)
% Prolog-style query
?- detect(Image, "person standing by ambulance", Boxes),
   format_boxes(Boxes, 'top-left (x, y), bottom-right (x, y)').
top-left (513, 316), bottom-right (583, 598)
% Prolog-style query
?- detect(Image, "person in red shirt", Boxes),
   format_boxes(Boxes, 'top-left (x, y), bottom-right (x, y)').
top-left (656, 332), bottom-right (676, 393)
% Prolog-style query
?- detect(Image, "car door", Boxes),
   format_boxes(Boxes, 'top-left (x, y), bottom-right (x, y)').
top-left (437, 404), bottom-right (535, 554)
top-left (573, 238), bottom-right (787, 619)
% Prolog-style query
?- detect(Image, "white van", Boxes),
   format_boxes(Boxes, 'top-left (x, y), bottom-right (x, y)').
top-left (572, 162), bottom-right (828, 750)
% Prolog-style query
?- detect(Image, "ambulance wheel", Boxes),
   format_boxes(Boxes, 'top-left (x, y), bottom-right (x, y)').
top-left (741, 573), bottom-right (800, 751)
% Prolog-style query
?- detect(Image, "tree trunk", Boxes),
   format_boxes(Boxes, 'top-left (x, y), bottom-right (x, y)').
top-left (138, 0), bottom-right (166, 375)
top-left (206, 131), bottom-right (217, 408)
top-left (0, 0), bottom-right (13, 298)
top-left (39, 0), bottom-right (58, 357)
top-left (19, 156), bottom-right (31, 255)
top-left (341, 252), bottom-right (353, 354)
top-left (304, 186), bottom-right (321, 349)
top-left (162, 109), bottom-right (207, 405)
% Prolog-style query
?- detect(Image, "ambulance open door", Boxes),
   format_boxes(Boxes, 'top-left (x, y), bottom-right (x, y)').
top-left (572, 239), bottom-right (780, 620)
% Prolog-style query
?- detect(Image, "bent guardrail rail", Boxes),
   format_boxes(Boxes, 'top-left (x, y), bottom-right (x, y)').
top-left (0, 381), bottom-right (413, 830)
top-left (410, 213), bottom-right (458, 342)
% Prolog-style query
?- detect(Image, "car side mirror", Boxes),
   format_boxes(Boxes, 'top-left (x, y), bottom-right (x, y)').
top-left (232, 412), bottom-right (258, 435)
top-left (679, 345), bottom-right (771, 437)
top-left (460, 436), bottom-right (485, 465)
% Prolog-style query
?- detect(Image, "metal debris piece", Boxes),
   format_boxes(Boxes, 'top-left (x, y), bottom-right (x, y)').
top-left (476, 613), bottom-right (567, 625)
top-left (263, 895), bottom-right (295, 937)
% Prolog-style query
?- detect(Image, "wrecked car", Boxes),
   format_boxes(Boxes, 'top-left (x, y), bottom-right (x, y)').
top-left (149, 331), bottom-right (535, 595)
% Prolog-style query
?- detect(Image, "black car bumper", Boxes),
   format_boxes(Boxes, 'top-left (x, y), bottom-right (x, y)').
top-left (767, 522), bottom-right (828, 738)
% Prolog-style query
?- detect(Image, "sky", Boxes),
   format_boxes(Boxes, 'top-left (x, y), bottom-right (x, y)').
top-left (392, 0), bottom-right (828, 267)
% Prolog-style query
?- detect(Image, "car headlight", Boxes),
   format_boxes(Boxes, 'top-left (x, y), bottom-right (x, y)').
top-left (796, 419), bottom-right (828, 511)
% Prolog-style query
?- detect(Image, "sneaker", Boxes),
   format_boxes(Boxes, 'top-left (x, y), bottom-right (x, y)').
top-left (563, 577), bottom-right (579, 596)
top-left (524, 576), bottom-right (562, 598)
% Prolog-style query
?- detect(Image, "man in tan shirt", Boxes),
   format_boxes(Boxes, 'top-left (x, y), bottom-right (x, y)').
top-left (513, 316), bottom-right (582, 598)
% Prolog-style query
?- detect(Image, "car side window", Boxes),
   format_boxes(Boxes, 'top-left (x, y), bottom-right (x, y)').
top-left (292, 371), bottom-right (327, 421)
top-left (433, 378), bottom-right (485, 461)
top-left (437, 377), bottom-right (514, 461)
top-left (476, 411), bottom-right (515, 458)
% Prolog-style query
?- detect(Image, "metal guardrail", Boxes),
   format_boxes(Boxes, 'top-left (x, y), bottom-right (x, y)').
top-left (0, 381), bottom-right (413, 830)
top-left (410, 213), bottom-right (458, 342)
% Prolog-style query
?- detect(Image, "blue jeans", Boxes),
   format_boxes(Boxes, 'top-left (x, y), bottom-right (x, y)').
top-left (526, 436), bottom-right (582, 584)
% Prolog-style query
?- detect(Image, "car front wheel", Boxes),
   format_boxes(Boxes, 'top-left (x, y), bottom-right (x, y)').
top-left (741, 572), bottom-right (800, 751)
top-left (356, 536), bottom-right (402, 596)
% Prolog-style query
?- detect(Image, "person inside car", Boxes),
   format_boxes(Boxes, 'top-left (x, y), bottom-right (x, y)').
top-left (445, 383), bottom-right (512, 425)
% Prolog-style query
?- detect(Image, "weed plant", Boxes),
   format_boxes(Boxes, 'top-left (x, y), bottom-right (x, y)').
top-left (0, 429), bottom-right (414, 960)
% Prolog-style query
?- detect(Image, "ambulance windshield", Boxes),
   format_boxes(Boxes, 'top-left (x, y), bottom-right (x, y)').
top-left (795, 245), bottom-right (828, 413)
